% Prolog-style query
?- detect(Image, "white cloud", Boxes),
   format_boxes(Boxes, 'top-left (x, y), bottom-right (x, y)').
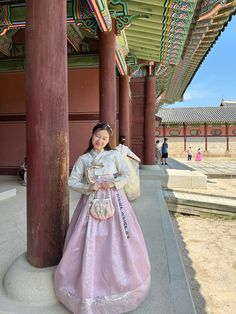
top-left (183, 85), bottom-right (216, 101)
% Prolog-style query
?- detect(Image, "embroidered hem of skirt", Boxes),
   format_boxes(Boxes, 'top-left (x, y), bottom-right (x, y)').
top-left (55, 274), bottom-right (151, 314)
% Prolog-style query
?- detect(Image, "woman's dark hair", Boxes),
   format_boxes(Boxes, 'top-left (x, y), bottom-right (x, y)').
top-left (119, 135), bottom-right (126, 145)
top-left (84, 122), bottom-right (113, 153)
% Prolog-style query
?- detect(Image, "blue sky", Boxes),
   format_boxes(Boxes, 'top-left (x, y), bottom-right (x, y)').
top-left (164, 15), bottom-right (236, 108)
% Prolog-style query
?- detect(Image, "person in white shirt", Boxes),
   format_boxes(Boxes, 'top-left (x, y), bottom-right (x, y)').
top-left (187, 147), bottom-right (193, 161)
top-left (116, 135), bottom-right (141, 162)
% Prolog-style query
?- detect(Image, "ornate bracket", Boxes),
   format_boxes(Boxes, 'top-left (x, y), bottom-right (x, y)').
top-left (109, 0), bottom-right (129, 16)
top-left (77, 19), bottom-right (98, 36)
top-left (109, 0), bottom-right (149, 34)
top-left (125, 53), bottom-right (147, 77)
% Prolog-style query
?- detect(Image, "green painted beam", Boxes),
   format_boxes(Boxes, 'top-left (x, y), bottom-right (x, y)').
top-left (0, 58), bottom-right (24, 71)
top-left (0, 1), bottom-right (76, 25)
top-left (69, 54), bottom-right (99, 68)
top-left (0, 54), bottom-right (99, 72)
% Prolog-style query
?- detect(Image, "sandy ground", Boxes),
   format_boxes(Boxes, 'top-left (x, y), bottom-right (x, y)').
top-left (171, 210), bottom-right (236, 314)
top-left (169, 160), bottom-right (236, 314)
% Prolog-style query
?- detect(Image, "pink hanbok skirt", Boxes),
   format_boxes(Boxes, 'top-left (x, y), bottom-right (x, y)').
top-left (54, 176), bottom-right (150, 314)
top-left (195, 152), bottom-right (203, 161)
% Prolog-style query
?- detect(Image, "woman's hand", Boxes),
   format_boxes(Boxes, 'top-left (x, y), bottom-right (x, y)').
top-left (101, 182), bottom-right (115, 190)
top-left (89, 182), bottom-right (101, 191)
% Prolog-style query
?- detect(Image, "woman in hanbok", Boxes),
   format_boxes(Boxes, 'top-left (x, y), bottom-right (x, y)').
top-left (195, 148), bottom-right (203, 161)
top-left (116, 135), bottom-right (141, 163)
top-left (54, 122), bottom-right (151, 314)
top-left (155, 140), bottom-right (162, 164)
top-left (116, 135), bottom-right (141, 201)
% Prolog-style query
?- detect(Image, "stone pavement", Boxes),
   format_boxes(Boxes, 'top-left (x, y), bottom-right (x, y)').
top-left (0, 172), bottom-right (196, 314)
top-left (160, 158), bottom-right (236, 216)
top-left (163, 190), bottom-right (236, 217)
top-left (164, 158), bottom-right (236, 178)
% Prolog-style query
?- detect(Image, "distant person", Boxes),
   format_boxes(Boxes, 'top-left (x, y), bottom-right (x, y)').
top-left (161, 138), bottom-right (168, 165)
top-left (187, 147), bottom-right (193, 161)
top-left (116, 135), bottom-right (141, 163)
top-left (195, 148), bottom-right (203, 161)
top-left (19, 157), bottom-right (27, 186)
top-left (155, 139), bottom-right (162, 164)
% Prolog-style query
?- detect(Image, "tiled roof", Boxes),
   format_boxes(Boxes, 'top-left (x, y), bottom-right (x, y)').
top-left (220, 100), bottom-right (236, 107)
top-left (156, 106), bottom-right (236, 124)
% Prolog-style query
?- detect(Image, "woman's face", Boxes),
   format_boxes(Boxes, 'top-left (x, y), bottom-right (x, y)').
top-left (92, 129), bottom-right (110, 152)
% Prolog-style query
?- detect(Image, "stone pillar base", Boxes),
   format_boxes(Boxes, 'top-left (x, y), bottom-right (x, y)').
top-left (3, 253), bottom-right (58, 306)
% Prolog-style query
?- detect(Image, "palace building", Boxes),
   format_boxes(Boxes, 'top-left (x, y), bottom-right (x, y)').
top-left (156, 100), bottom-right (236, 158)
top-left (0, 0), bottom-right (235, 266)
top-left (1, 1), bottom-right (236, 173)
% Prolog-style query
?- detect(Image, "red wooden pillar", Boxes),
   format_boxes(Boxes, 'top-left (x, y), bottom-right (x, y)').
top-left (205, 123), bottom-right (208, 151)
top-left (25, 0), bottom-right (69, 267)
top-left (99, 19), bottom-right (116, 147)
top-left (226, 123), bottom-right (229, 151)
top-left (183, 123), bottom-right (187, 151)
top-left (119, 74), bottom-right (131, 146)
top-left (144, 74), bottom-right (156, 165)
top-left (163, 124), bottom-right (166, 138)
